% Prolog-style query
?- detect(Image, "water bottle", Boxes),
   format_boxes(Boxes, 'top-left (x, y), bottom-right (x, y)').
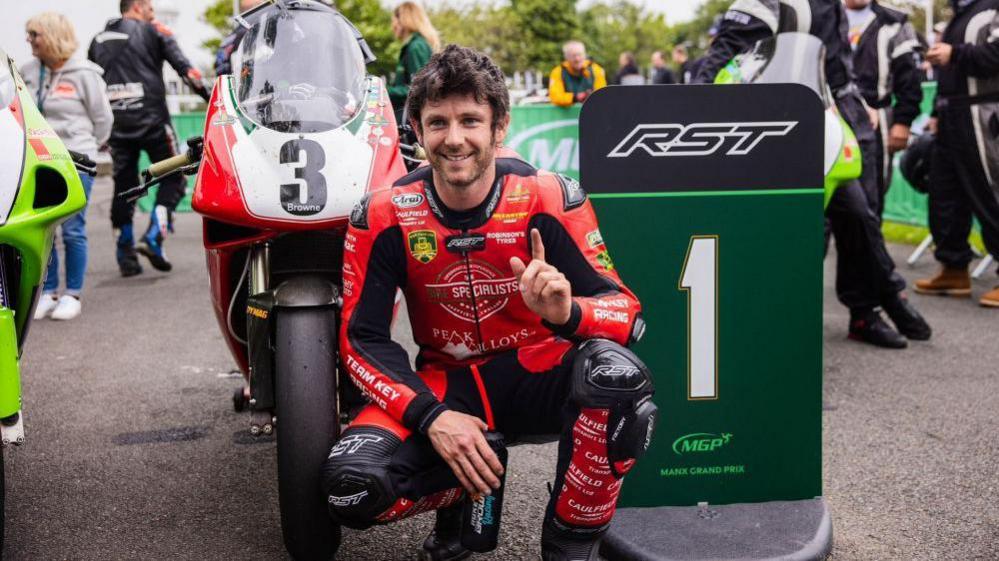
top-left (460, 431), bottom-right (508, 552)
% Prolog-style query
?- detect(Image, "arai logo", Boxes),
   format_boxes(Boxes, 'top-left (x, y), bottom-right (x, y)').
top-left (506, 119), bottom-right (578, 175)
top-left (672, 432), bottom-right (733, 455)
top-left (392, 193), bottom-right (424, 208)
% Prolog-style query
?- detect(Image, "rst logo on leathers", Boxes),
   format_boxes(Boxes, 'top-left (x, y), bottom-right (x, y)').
top-left (607, 122), bottom-right (797, 158)
top-left (579, 84), bottom-right (823, 193)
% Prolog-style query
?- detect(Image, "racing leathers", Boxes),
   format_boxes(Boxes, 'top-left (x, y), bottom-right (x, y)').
top-left (322, 157), bottom-right (654, 549)
top-left (693, 0), bottom-right (908, 316)
top-left (929, 0), bottom-right (999, 272)
top-left (848, 1), bottom-right (923, 216)
top-left (87, 17), bottom-right (192, 235)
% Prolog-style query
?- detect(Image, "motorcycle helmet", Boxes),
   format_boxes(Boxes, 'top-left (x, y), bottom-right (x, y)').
top-left (899, 131), bottom-right (934, 194)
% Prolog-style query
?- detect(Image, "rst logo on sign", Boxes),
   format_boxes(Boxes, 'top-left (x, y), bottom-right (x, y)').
top-left (607, 122), bottom-right (798, 158)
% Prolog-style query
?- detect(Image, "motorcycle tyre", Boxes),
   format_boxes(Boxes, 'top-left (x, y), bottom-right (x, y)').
top-left (274, 307), bottom-right (341, 561)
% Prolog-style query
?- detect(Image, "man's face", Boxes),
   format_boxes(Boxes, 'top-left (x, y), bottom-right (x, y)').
top-left (651, 52), bottom-right (665, 68)
top-left (415, 94), bottom-right (509, 192)
top-left (844, 0), bottom-right (870, 9)
top-left (565, 46), bottom-right (587, 72)
top-left (134, 0), bottom-right (155, 22)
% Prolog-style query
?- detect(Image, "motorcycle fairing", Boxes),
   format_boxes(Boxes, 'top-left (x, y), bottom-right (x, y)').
top-left (0, 55), bottom-right (26, 227)
top-left (193, 74), bottom-right (404, 230)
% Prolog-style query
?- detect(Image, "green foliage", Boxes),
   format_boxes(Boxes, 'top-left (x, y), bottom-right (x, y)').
top-left (338, 0), bottom-right (397, 77)
top-left (578, 1), bottom-right (674, 74)
top-left (430, 3), bottom-right (528, 74)
top-left (511, 0), bottom-right (580, 71)
top-left (200, 0), bottom-right (232, 55)
top-left (671, 0), bottom-right (731, 56)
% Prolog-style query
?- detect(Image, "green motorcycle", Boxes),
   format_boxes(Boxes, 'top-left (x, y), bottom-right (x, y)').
top-left (715, 32), bottom-right (863, 207)
top-left (0, 49), bottom-right (90, 543)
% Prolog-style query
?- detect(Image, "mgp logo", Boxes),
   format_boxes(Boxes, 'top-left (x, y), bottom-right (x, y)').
top-left (607, 121), bottom-right (798, 158)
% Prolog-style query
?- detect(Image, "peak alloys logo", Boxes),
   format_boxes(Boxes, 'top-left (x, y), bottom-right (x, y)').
top-left (607, 121), bottom-right (798, 158)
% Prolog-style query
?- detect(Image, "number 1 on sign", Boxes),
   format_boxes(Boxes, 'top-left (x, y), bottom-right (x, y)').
top-left (679, 236), bottom-right (718, 399)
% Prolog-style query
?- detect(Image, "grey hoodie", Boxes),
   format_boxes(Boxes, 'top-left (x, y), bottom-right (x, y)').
top-left (20, 57), bottom-right (113, 160)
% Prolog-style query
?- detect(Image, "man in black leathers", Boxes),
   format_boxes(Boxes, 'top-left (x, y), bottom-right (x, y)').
top-left (693, 0), bottom-right (932, 348)
top-left (845, 0), bottom-right (923, 217)
top-left (89, 0), bottom-right (206, 276)
top-left (917, 0), bottom-right (999, 308)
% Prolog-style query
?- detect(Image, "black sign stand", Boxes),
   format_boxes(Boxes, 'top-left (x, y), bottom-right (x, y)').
top-left (579, 85), bottom-right (832, 561)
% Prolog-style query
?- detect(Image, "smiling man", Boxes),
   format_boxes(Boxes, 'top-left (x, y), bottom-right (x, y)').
top-left (321, 45), bottom-right (657, 561)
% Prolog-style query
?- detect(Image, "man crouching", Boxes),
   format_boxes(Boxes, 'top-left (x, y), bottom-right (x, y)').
top-left (322, 44), bottom-right (657, 560)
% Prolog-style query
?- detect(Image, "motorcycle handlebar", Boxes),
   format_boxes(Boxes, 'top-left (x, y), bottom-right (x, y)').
top-left (148, 153), bottom-right (192, 178)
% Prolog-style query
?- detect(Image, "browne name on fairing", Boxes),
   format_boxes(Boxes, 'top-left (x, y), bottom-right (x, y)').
top-left (607, 121), bottom-right (798, 158)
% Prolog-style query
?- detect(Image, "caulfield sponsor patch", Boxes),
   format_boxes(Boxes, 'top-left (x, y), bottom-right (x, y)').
top-left (408, 230), bottom-right (438, 264)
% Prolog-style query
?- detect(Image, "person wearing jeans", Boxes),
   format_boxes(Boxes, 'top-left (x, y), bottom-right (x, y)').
top-left (22, 12), bottom-right (113, 320)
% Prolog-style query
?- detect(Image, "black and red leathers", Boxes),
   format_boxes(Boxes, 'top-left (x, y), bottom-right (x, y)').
top-left (325, 156), bottom-right (649, 535)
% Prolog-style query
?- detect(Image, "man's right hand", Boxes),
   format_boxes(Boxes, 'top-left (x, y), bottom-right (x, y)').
top-left (575, 91), bottom-right (589, 103)
top-left (427, 410), bottom-right (504, 496)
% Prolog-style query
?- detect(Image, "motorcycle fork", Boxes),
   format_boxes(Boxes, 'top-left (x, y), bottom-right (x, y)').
top-left (245, 243), bottom-right (276, 436)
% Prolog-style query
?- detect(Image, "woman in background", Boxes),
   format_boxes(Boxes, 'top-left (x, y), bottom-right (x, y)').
top-left (22, 12), bottom-right (112, 321)
top-left (388, 1), bottom-right (440, 120)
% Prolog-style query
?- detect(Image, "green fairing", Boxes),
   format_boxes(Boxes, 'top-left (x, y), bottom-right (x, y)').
top-left (715, 59), bottom-right (861, 208)
top-left (825, 115), bottom-right (862, 207)
top-left (0, 55), bottom-right (87, 416)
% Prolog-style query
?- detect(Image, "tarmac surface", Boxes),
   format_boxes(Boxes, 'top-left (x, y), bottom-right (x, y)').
top-left (3, 177), bottom-right (997, 560)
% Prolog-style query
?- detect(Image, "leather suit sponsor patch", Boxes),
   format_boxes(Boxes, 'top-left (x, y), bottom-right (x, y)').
top-left (426, 259), bottom-right (519, 322)
top-left (408, 230), bottom-right (438, 264)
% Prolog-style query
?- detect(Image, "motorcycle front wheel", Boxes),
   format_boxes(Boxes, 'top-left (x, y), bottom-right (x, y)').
top-left (274, 306), bottom-right (341, 560)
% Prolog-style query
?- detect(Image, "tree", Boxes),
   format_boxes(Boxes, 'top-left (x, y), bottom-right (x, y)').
top-left (578, 1), bottom-right (674, 74)
top-left (430, 2), bottom-right (529, 74)
top-left (511, 0), bottom-right (580, 71)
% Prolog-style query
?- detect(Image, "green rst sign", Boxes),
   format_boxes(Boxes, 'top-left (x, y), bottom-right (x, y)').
top-left (579, 84), bottom-right (825, 508)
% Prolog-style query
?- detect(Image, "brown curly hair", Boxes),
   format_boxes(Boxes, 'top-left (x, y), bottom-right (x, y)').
top-left (405, 44), bottom-right (510, 133)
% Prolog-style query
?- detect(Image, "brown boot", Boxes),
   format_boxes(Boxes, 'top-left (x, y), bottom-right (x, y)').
top-left (981, 286), bottom-right (999, 308)
top-left (914, 267), bottom-right (971, 297)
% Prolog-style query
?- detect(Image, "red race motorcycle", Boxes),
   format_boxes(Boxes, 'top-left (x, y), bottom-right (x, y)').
top-left (135, 2), bottom-right (409, 558)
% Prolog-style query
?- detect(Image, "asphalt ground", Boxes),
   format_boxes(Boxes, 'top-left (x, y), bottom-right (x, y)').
top-left (3, 177), bottom-right (997, 560)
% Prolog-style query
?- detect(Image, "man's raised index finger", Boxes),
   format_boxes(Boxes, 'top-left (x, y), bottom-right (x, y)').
top-left (530, 228), bottom-right (545, 262)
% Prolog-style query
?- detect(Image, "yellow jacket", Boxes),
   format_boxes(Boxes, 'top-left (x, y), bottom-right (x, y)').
top-left (548, 60), bottom-right (607, 107)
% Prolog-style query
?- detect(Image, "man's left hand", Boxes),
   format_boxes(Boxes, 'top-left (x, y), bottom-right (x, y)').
top-left (927, 43), bottom-right (953, 66)
top-left (888, 123), bottom-right (911, 153)
top-left (510, 229), bottom-right (572, 325)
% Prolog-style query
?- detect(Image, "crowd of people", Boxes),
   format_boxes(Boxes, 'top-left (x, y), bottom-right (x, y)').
top-left (542, 0), bottom-right (997, 350)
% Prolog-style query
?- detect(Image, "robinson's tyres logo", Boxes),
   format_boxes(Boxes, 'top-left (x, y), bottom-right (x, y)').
top-left (672, 432), bottom-right (733, 455)
top-left (607, 121), bottom-right (798, 158)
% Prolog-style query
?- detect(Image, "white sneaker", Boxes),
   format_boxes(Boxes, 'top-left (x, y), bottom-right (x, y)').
top-left (34, 294), bottom-right (59, 320)
top-left (50, 295), bottom-right (82, 321)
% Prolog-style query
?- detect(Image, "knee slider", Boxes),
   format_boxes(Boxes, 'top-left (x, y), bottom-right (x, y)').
top-left (320, 426), bottom-right (401, 529)
top-left (571, 339), bottom-right (658, 475)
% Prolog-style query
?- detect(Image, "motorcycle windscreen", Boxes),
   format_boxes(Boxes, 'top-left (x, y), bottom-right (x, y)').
top-left (0, 53), bottom-right (26, 227)
top-left (735, 33), bottom-right (834, 110)
top-left (233, 7), bottom-right (366, 133)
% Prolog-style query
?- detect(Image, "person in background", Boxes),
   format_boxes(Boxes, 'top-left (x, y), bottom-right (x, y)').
top-left (214, 0), bottom-right (266, 76)
top-left (548, 40), bottom-right (607, 106)
top-left (22, 12), bottom-right (112, 321)
top-left (650, 50), bottom-right (676, 84)
top-left (672, 44), bottom-right (693, 83)
top-left (387, 1), bottom-right (440, 120)
top-left (613, 51), bottom-right (645, 85)
top-left (844, 0), bottom-right (923, 217)
top-left (918, 0), bottom-right (999, 307)
top-left (88, 0), bottom-right (205, 277)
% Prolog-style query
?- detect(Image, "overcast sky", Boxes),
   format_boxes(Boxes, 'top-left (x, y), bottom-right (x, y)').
top-left (2, 0), bottom-right (702, 70)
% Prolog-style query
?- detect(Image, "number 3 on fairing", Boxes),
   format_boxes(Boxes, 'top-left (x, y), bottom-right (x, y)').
top-left (679, 236), bottom-right (718, 400)
top-left (279, 139), bottom-right (327, 216)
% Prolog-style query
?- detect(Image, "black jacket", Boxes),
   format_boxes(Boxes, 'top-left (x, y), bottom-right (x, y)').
top-left (650, 66), bottom-right (676, 84)
top-left (849, 2), bottom-right (923, 127)
top-left (693, 0), bottom-right (855, 91)
top-left (88, 17), bottom-right (194, 140)
top-left (937, 0), bottom-right (999, 99)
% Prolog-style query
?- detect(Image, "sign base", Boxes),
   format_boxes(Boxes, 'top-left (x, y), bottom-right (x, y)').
top-left (601, 497), bottom-right (832, 561)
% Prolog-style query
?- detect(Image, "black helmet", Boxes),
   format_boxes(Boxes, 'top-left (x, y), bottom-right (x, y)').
top-left (899, 131), bottom-right (934, 194)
